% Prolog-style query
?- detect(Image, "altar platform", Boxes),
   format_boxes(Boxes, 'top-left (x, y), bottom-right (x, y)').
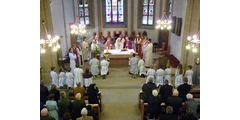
top-left (104, 49), bottom-right (136, 67)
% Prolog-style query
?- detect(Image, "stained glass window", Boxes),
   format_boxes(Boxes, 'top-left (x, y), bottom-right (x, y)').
top-left (142, 0), bottom-right (154, 25)
top-left (79, 0), bottom-right (89, 25)
top-left (105, 0), bottom-right (124, 23)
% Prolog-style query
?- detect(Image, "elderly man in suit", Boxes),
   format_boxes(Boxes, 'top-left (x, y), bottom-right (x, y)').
top-left (147, 90), bottom-right (162, 119)
top-left (166, 89), bottom-right (183, 114)
top-left (184, 93), bottom-right (198, 117)
top-left (71, 93), bottom-right (86, 119)
top-left (177, 77), bottom-right (192, 102)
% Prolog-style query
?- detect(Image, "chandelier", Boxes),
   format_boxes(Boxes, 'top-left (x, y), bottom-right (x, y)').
top-left (70, 23), bottom-right (87, 36)
top-left (40, 20), bottom-right (61, 54)
top-left (155, 12), bottom-right (172, 30)
top-left (185, 32), bottom-right (200, 53)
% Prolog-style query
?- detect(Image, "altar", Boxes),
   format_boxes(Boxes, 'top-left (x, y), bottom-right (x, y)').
top-left (104, 49), bottom-right (136, 67)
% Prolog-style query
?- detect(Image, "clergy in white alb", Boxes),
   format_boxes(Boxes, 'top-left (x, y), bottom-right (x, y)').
top-left (89, 56), bottom-right (100, 77)
top-left (69, 48), bottom-right (77, 73)
top-left (76, 44), bottom-right (83, 66)
top-left (82, 38), bottom-right (89, 62)
top-left (146, 68), bottom-right (156, 83)
top-left (164, 65), bottom-right (172, 85)
top-left (143, 39), bottom-right (153, 67)
top-left (58, 68), bottom-right (66, 87)
top-left (184, 65), bottom-right (194, 85)
top-left (100, 56), bottom-right (110, 79)
top-left (73, 65), bottom-right (84, 87)
top-left (50, 67), bottom-right (58, 87)
top-left (155, 66), bottom-right (165, 87)
top-left (114, 35), bottom-right (125, 50)
top-left (138, 57), bottom-right (146, 77)
top-left (129, 53), bottom-right (138, 75)
top-left (175, 64), bottom-right (184, 87)
top-left (66, 68), bottom-right (74, 88)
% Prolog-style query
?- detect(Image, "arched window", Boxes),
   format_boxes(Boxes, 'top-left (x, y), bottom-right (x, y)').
top-left (79, 0), bottom-right (89, 25)
top-left (105, 0), bottom-right (124, 23)
top-left (142, 0), bottom-right (154, 25)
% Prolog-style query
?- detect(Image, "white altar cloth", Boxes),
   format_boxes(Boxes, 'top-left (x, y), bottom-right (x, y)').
top-left (104, 49), bottom-right (136, 55)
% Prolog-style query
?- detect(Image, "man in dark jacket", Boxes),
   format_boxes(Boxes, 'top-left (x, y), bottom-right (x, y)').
top-left (159, 80), bottom-right (173, 102)
top-left (142, 77), bottom-right (157, 102)
top-left (147, 90), bottom-right (162, 119)
top-left (40, 80), bottom-right (49, 104)
top-left (58, 91), bottom-right (71, 118)
top-left (71, 93), bottom-right (86, 119)
top-left (177, 77), bottom-right (192, 102)
top-left (166, 89), bottom-right (183, 114)
top-left (184, 93), bottom-right (198, 117)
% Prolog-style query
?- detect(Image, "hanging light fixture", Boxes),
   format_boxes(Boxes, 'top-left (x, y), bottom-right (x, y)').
top-left (70, 23), bottom-right (87, 37)
top-left (185, 32), bottom-right (200, 53)
top-left (155, 12), bottom-right (172, 30)
top-left (40, 20), bottom-right (61, 54)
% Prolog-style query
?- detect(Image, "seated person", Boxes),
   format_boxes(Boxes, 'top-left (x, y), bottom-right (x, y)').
top-left (142, 77), bottom-right (157, 103)
top-left (62, 112), bottom-right (72, 120)
top-left (58, 91), bottom-right (71, 118)
top-left (184, 93), bottom-right (198, 117)
top-left (180, 109), bottom-right (198, 120)
top-left (73, 82), bottom-right (86, 99)
top-left (45, 94), bottom-right (59, 120)
top-left (166, 89), bottom-right (183, 115)
top-left (76, 108), bottom-right (93, 120)
top-left (159, 80), bottom-right (173, 102)
top-left (71, 93), bottom-right (86, 119)
top-left (87, 83), bottom-right (100, 104)
top-left (40, 108), bottom-right (55, 120)
top-left (177, 77), bottom-right (192, 102)
top-left (147, 90), bottom-right (162, 119)
top-left (160, 106), bottom-right (178, 120)
top-left (49, 84), bottom-right (60, 102)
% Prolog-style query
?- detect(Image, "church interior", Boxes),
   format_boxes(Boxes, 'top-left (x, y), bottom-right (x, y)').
top-left (40, 0), bottom-right (200, 120)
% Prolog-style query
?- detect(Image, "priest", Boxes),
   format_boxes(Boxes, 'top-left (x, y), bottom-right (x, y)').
top-left (76, 44), bottom-right (83, 66)
top-left (115, 35), bottom-right (125, 50)
top-left (72, 44), bottom-right (79, 66)
top-left (82, 38), bottom-right (89, 62)
top-left (144, 39), bottom-right (153, 67)
top-left (134, 34), bottom-right (141, 52)
top-left (104, 37), bottom-right (112, 49)
top-left (124, 37), bottom-right (132, 49)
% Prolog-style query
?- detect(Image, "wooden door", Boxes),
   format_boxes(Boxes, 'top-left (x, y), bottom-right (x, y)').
top-left (158, 30), bottom-right (169, 49)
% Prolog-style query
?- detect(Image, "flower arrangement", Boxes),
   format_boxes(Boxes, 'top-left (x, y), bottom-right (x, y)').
top-left (92, 45), bottom-right (101, 54)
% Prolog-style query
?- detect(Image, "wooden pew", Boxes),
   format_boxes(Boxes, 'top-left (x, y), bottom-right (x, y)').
top-left (190, 89), bottom-right (200, 98)
top-left (83, 92), bottom-right (102, 112)
top-left (87, 104), bottom-right (101, 120)
top-left (140, 100), bottom-right (200, 120)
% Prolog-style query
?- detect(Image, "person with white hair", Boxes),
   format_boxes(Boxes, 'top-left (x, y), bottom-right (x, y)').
top-left (166, 89), bottom-right (183, 114)
top-left (160, 106), bottom-right (178, 120)
top-left (184, 93), bottom-right (198, 117)
top-left (164, 65), bottom-right (172, 85)
top-left (147, 89), bottom-right (162, 119)
top-left (145, 67), bottom-right (156, 83)
top-left (72, 93), bottom-right (86, 119)
top-left (76, 107), bottom-right (94, 120)
top-left (184, 65), bottom-right (194, 85)
top-left (73, 64), bottom-right (84, 87)
top-left (142, 77), bottom-right (157, 102)
top-left (41, 108), bottom-right (55, 120)
top-left (155, 65), bottom-right (165, 87)
top-left (129, 53), bottom-right (138, 78)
